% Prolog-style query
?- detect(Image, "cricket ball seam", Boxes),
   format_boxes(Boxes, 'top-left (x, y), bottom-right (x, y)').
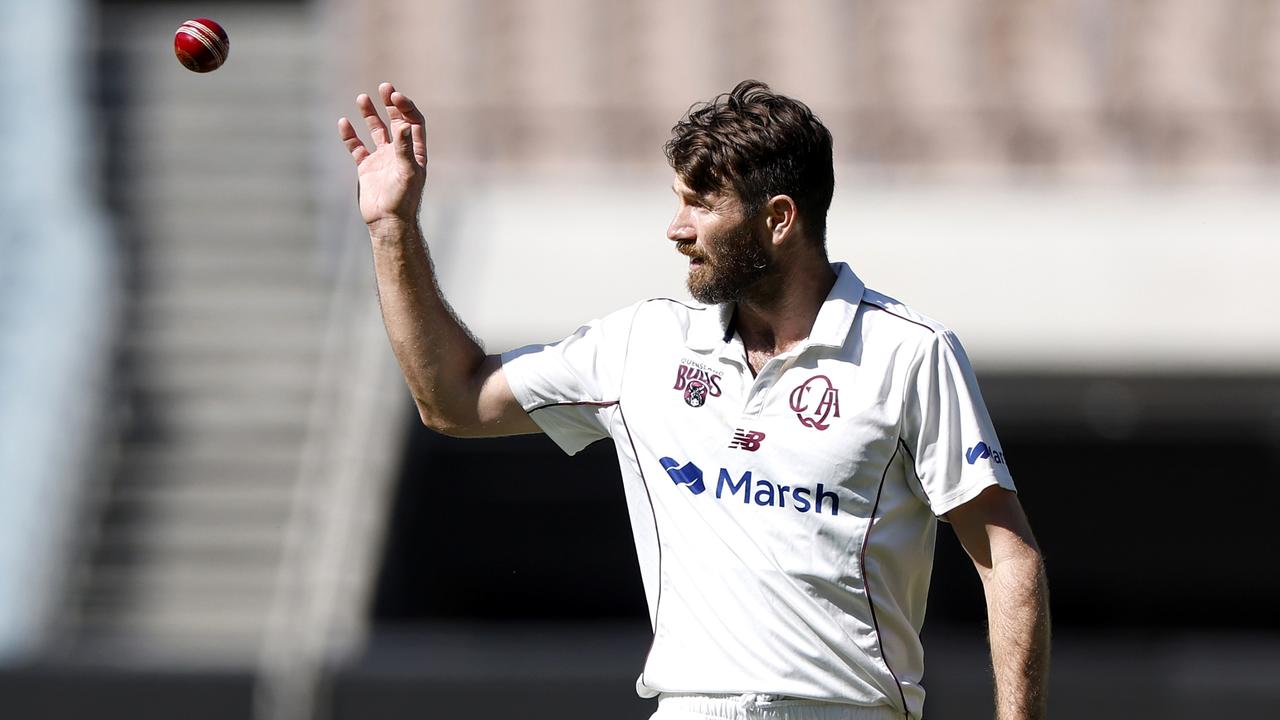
top-left (183, 20), bottom-right (227, 54)
top-left (177, 21), bottom-right (227, 66)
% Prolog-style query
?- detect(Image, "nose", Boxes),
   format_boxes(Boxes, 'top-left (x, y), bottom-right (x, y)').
top-left (667, 208), bottom-right (694, 242)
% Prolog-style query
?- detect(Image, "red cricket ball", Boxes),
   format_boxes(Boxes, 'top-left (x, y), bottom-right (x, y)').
top-left (174, 18), bottom-right (229, 73)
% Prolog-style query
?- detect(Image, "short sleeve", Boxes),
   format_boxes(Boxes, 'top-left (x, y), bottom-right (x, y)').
top-left (902, 329), bottom-right (1016, 518)
top-left (500, 303), bottom-right (638, 455)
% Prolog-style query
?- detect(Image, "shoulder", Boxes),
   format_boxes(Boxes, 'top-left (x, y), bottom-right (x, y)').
top-left (857, 289), bottom-right (983, 383)
top-left (858, 288), bottom-right (949, 338)
top-left (854, 288), bottom-right (976, 372)
top-left (575, 296), bottom-right (714, 348)
top-left (631, 296), bottom-right (715, 330)
top-left (578, 297), bottom-right (702, 328)
top-left (637, 296), bottom-right (712, 315)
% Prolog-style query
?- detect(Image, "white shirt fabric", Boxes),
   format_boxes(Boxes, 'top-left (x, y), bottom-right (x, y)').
top-left (500, 262), bottom-right (1015, 719)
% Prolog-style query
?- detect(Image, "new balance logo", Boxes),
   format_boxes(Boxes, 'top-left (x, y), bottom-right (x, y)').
top-left (965, 441), bottom-right (1006, 465)
top-left (660, 457), bottom-right (706, 494)
top-left (728, 429), bottom-right (767, 451)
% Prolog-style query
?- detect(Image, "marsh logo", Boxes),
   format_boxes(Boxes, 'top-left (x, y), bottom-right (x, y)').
top-left (965, 441), bottom-right (1006, 465)
top-left (660, 457), bottom-right (706, 494)
top-left (658, 456), bottom-right (839, 515)
top-left (789, 374), bottom-right (841, 430)
top-left (673, 361), bottom-right (722, 408)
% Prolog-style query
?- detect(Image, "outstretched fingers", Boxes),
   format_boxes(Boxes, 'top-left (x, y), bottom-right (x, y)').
top-left (381, 83), bottom-right (427, 167)
top-left (394, 124), bottom-right (417, 164)
top-left (339, 84), bottom-right (425, 168)
top-left (357, 93), bottom-right (390, 146)
top-left (379, 82), bottom-right (402, 122)
top-left (337, 117), bottom-right (369, 164)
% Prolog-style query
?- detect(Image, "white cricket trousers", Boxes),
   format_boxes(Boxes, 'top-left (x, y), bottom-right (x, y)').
top-left (649, 693), bottom-right (909, 720)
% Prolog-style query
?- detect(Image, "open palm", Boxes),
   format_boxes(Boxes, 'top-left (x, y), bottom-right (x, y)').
top-left (338, 82), bottom-right (428, 227)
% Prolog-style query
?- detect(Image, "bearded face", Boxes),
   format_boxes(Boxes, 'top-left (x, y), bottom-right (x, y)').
top-left (681, 218), bottom-right (775, 304)
top-left (669, 178), bottom-right (780, 305)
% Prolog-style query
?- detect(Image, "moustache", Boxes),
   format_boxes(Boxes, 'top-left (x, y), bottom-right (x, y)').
top-left (676, 242), bottom-right (706, 262)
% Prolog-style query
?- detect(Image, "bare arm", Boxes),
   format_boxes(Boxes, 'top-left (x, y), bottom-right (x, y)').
top-left (947, 486), bottom-right (1051, 720)
top-left (338, 83), bottom-right (538, 437)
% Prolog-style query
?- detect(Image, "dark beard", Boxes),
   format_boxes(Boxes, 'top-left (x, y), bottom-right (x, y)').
top-left (686, 225), bottom-right (778, 305)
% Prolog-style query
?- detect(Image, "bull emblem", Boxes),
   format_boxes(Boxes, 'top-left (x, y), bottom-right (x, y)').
top-left (683, 379), bottom-right (708, 407)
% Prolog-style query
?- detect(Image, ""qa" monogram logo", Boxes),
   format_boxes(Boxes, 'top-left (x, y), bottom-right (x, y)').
top-left (788, 375), bottom-right (841, 431)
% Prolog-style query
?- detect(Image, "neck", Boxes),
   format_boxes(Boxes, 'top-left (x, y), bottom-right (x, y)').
top-left (735, 256), bottom-right (837, 357)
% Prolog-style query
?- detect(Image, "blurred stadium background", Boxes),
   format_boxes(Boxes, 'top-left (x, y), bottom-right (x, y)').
top-left (2, 0), bottom-right (1279, 718)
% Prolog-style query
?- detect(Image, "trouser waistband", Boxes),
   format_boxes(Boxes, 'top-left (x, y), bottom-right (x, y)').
top-left (654, 692), bottom-right (907, 720)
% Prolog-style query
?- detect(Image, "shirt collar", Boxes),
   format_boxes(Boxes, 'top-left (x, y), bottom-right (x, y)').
top-left (685, 300), bottom-right (736, 352)
top-left (684, 262), bottom-right (866, 353)
top-left (807, 262), bottom-right (866, 349)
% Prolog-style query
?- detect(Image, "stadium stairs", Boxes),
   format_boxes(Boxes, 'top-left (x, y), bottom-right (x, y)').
top-left (25, 3), bottom-right (407, 719)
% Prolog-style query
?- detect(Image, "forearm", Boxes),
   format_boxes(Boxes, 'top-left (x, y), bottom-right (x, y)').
top-left (367, 218), bottom-right (486, 430)
top-left (984, 551), bottom-right (1051, 720)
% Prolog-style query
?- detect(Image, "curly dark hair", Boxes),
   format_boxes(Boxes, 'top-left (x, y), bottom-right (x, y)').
top-left (664, 80), bottom-right (835, 245)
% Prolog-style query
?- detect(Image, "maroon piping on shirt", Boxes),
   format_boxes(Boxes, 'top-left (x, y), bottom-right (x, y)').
top-left (859, 442), bottom-right (912, 716)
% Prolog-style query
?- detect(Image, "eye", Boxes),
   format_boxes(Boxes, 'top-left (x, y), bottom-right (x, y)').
top-left (678, 195), bottom-right (704, 211)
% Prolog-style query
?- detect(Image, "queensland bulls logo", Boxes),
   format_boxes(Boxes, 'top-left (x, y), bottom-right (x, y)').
top-left (789, 375), bottom-right (841, 430)
top-left (683, 381), bottom-right (708, 407)
top-left (674, 361), bottom-right (722, 408)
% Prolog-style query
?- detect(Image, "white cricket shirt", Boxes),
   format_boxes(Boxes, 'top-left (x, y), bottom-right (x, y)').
top-left (500, 263), bottom-right (1015, 719)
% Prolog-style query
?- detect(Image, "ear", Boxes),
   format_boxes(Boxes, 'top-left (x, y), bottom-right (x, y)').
top-left (764, 194), bottom-right (799, 247)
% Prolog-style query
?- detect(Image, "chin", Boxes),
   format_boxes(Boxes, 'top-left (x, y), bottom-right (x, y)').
top-left (686, 271), bottom-right (707, 295)
top-left (686, 284), bottom-right (710, 304)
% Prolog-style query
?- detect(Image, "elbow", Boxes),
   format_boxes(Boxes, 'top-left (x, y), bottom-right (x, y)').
top-left (414, 399), bottom-right (450, 433)
top-left (1004, 542), bottom-right (1048, 581)
top-left (1003, 548), bottom-right (1050, 603)
top-left (1021, 539), bottom-right (1049, 585)
top-left (983, 540), bottom-right (1048, 596)
top-left (415, 400), bottom-right (475, 438)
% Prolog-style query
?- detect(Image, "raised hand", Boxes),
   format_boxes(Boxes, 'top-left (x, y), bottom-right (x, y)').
top-left (338, 82), bottom-right (428, 229)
